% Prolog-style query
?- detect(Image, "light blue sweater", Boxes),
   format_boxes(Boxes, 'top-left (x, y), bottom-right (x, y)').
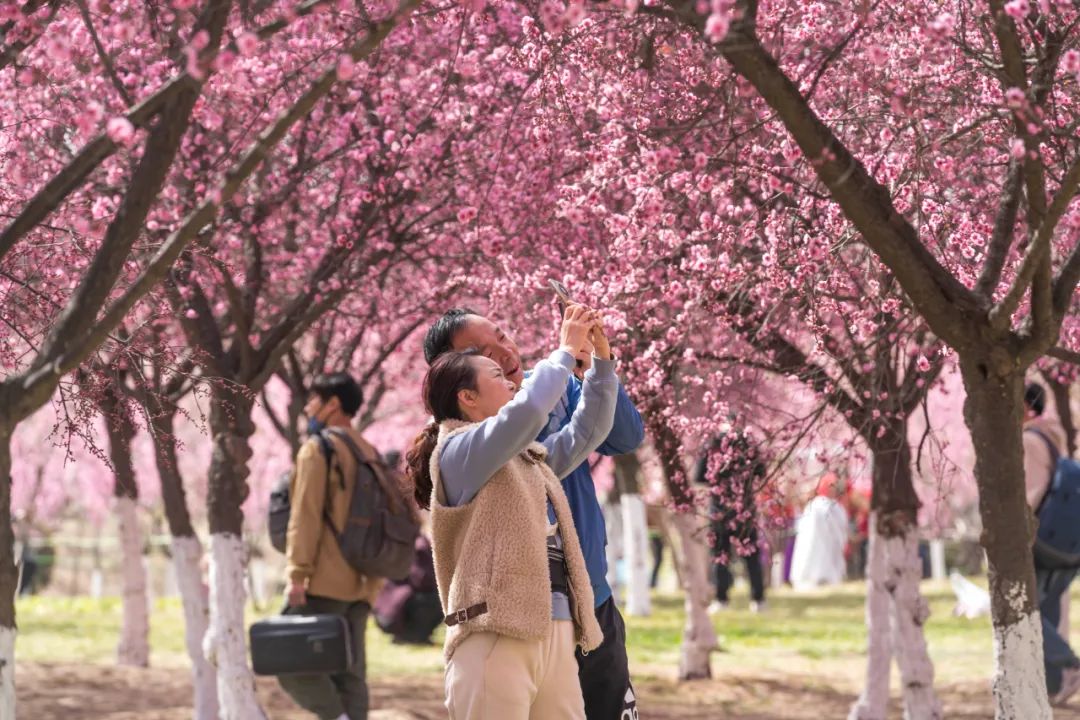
top-left (438, 349), bottom-right (618, 619)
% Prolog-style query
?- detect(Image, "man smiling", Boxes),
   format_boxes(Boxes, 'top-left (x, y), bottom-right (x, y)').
top-left (424, 307), bottom-right (645, 719)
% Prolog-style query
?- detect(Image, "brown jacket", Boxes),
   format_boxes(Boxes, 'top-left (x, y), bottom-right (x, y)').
top-left (285, 427), bottom-right (383, 603)
top-left (429, 419), bottom-right (604, 662)
top-left (1024, 415), bottom-right (1068, 510)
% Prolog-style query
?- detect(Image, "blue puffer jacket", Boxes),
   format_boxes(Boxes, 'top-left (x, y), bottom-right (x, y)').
top-left (535, 373), bottom-right (645, 607)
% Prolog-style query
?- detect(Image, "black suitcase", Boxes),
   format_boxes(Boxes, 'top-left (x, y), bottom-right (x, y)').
top-left (249, 614), bottom-right (354, 676)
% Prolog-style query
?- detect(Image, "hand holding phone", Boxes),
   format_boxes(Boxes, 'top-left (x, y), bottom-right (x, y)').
top-left (550, 279), bottom-right (574, 313)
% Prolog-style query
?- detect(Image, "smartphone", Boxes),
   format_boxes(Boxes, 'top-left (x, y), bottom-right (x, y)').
top-left (549, 279), bottom-right (574, 312)
top-left (550, 279), bottom-right (587, 372)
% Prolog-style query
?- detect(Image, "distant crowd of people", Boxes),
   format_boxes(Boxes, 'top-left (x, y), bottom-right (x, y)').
top-left (694, 427), bottom-right (873, 615)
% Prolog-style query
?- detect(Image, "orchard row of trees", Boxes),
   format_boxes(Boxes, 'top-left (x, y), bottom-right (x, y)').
top-left (3, 0), bottom-right (1080, 718)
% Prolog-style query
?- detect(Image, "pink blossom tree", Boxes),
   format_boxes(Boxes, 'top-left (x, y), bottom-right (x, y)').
top-left (0, 0), bottom-right (419, 714)
top-left (514, 0), bottom-right (1080, 712)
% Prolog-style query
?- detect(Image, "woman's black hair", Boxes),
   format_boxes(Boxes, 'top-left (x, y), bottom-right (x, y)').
top-left (405, 351), bottom-right (481, 510)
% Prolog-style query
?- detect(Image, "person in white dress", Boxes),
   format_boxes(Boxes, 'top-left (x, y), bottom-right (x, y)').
top-left (789, 473), bottom-right (850, 592)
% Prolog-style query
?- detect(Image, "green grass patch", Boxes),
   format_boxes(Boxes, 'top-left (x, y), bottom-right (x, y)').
top-left (13, 579), bottom-right (1037, 687)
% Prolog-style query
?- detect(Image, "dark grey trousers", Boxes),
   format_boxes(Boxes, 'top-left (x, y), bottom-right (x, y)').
top-left (279, 596), bottom-right (370, 720)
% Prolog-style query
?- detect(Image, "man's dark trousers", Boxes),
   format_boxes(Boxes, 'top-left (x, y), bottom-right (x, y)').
top-left (713, 528), bottom-right (765, 604)
top-left (576, 597), bottom-right (637, 719)
top-left (1037, 565), bottom-right (1080, 695)
top-left (279, 595), bottom-right (370, 720)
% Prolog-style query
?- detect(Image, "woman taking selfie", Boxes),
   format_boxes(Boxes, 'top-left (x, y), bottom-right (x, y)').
top-left (405, 305), bottom-right (616, 719)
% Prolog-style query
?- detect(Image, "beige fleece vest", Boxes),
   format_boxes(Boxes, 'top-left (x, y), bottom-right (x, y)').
top-left (429, 419), bottom-right (604, 661)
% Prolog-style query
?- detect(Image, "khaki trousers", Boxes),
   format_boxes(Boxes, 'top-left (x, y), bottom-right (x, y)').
top-left (445, 620), bottom-right (585, 720)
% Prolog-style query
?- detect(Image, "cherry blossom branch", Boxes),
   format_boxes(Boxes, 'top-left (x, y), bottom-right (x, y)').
top-left (12, 1), bottom-right (233, 414)
top-left (0, 0), bottom-right (63, 71)
top-left (693, 8), bottom-right (985, 347)
top-left (0, 76), bottom-right (196, 263)
top-left (0, 0), bottom-right (336, 264)
top-left (17, 1), bottom-right (418, 409)
top-left (995, 155), bottom-right (1080, 332)
top-left (986, 0), bottom-right (1028, 92)
top-left (166, 268), bottom-right (229, 376)
top-left (987, 2), bottom-right (1070, 235)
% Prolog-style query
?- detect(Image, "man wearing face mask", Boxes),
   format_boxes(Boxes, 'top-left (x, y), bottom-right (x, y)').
top-left (280, 372), bottom-right (383, 720)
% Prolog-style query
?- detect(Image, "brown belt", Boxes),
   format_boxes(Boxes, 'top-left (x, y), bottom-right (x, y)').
top-left (444, 602), bottom-right (488, 627)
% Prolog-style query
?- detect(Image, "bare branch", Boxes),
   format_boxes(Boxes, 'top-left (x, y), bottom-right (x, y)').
top-left (1048, 346), bottom-right (1080, 366)
top-left (976, 162), bottom-right (1024, 299)
top-left (75, 0), bottom-right (134, 106)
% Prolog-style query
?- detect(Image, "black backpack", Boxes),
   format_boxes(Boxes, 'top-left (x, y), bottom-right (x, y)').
top-left (268, 433), bottom-right (333, 554)
top-left (268, 429), bottom-right (419, 581)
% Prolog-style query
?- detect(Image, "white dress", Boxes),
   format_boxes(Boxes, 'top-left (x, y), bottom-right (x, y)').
top-left (789, 496), bottom-right (849, 591)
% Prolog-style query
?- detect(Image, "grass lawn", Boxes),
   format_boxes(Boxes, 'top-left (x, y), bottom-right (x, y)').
top-left (15, 580), bottom-right (999, 680)
top-left (16, 580), bottom-right (1080, 718)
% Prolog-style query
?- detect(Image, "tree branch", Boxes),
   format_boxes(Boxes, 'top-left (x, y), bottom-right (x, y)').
top-left (698, 17), bottom-right (984, 346)
top-left (976, 161), bottom-right (1024, 300)
top-left (21, 2), bottom-right (419, 403)
top-left (75, 0), bottom-right (134, 106)
top-left (1048, 346), bottom-right (1080, 366)
top-left (0, 0), bottom-right (338, 265)
top-left (998, 155), bottom-right (1080, 329)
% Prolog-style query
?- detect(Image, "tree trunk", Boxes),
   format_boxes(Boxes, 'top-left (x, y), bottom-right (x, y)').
top-left (851, 426), bottom-right (941, 719)
top-left (651, 424), bottom-right (717, 679)
top-left (670, 511), bottom-right (717, 680)
top-left (621, 495), bottom-right (651, 616)
top-left (0, 427), bottom-right (17, 719)
top-left (103, 401), bottom-right (151, 668)
top-left (960, 359), bottom-right (1049, 719)
top-left (148, 411), bottom-right (219, 720)
top-left (202, 388), bottom-right (265, 720)
top-left (115, 497), bottom-right (150, 667)
top-left (614, 453), bottom-right (651, 616)
top-left (887, 523), bottom-right (942, 720)
top-left (850, 524), bottom-right (893, 720)
top-left (175, 535), bottom-right (218, 720)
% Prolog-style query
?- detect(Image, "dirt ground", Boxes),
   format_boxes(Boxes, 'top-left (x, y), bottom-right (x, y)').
top-left (22, 661), bottom-right (1080, 719)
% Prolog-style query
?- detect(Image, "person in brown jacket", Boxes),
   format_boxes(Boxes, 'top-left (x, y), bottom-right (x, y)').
top-left (1023, 382), bottom-right (1080, 707)
top-left (281, 372), bottom-right (383, 720)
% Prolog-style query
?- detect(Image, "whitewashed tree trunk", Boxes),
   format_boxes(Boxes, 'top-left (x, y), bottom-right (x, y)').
top-left (116, 496), bottom-right (150, 667)
top-left (621, 493), bottom-right (651, 617)
top-left (850, 519), bottom-right (942, 720)
top-left (888, 529), bottom-right (942, 720)
top-left (0, 625), bottom-right (14, 719)
top-left (173, 535), bottom-right (219, 720)
top-left (670, 511), bottom-right (718, 679)
top-left (993, 604), bottom-right (1050, 719)
top-left (604, 500), bottom-right (624, 606)
top-left (204, 533), bottom-right (266, 720)
top-left (849, 524), bottom-right (892, 720)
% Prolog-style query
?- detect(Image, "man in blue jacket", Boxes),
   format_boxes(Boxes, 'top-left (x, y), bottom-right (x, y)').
top-left (424, 308), bottom-right (645, 719)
